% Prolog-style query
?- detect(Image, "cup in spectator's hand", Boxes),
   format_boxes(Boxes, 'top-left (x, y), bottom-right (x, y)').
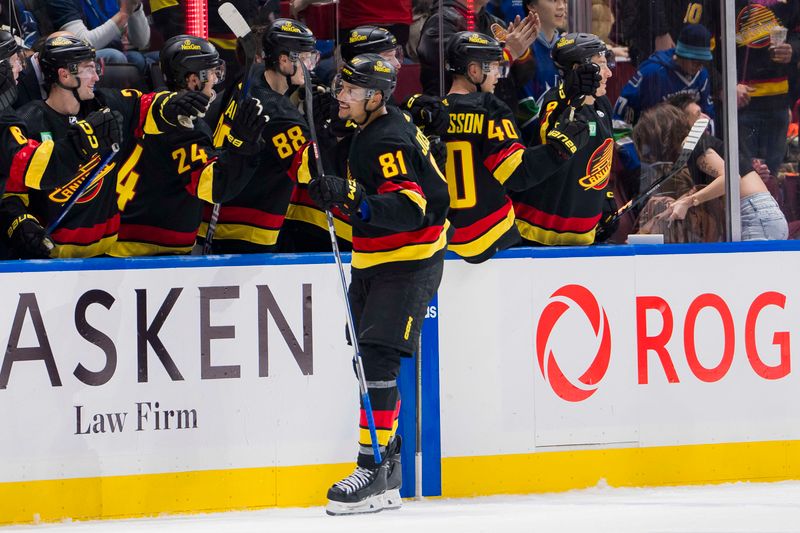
top-left (770, 25), bottom-right (788, 46)
top-left (769, 42), bottom-right (793, 63)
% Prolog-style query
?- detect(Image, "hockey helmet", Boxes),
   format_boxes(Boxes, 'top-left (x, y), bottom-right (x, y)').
top-left (340, 26), bottom-right (398, 63)
top-left (552, 33), bottom-right (612, 73)
top-left (262, 18), bottom-right (318, 69)
top-left (0, 29), bottom-right (20, 62)
top-left (446, 31), bottom-right (508, 77)
top-left (337, 53), bottom-right (396, 102)
top-left (160, 34), bottom-right (225, 89)
top-left (39, 36), bottom-right (97, 88)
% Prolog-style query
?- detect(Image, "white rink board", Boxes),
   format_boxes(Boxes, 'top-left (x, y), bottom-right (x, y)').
top-left (438, 250), bottom-right (800, 458)
top-left (0, 261), bottom-right (360, 482)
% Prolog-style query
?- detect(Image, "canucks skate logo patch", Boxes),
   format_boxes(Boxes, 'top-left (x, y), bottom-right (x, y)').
top-left (48, 154), bottom-right (114, 204)
top-left (578, 137), bottom-right (613, 191)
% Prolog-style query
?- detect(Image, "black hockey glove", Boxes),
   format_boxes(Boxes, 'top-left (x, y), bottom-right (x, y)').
top-left (0, 59), bottom-right (18, 113)
top-left (594, 191), bottom-right (619, 243)
top-left (227, 96), bottom-right (269, 154)
top-left (70, 108), bottom-right (124, 159)
top-left (563, 62), bottom-right (601, 103)
top-left (7, 214), bottom-right (54, 259)
top-left (161, 91), bottom-right (211, 127)
top-left (308, 174), bottom-right (365, 215)
top-left (546, 115), bottom-right (589, 160)
top-left (402, 93), bottom-right (449, 136)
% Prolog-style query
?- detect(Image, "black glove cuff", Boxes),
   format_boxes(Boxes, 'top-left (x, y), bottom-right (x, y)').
top-left (8, 214), bottom-right (40, 238)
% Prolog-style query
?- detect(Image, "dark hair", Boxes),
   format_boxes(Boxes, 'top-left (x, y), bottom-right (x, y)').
top-left (633, 103), bottom-right (691, 163)
top-left (666, 92), bottom-right (699, 110)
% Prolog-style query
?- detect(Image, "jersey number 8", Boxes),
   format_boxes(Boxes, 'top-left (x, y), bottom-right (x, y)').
top-left (272, 126), bottom-right (306, 158)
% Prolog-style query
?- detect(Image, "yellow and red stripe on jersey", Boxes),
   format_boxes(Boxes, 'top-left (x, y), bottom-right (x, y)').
top-left (377, 180), bottom-right (427, 214)
top-left (199, 206), bottom-right (285, 246)
top-left (514, 202), bottom-right (600, 246)
top-left (50, 213), bottom-right (120, 258)
top-left (351, 221), bottom-right (450, 270)
top-left (8, 138), bottom-right (54, 191)
top-left (287, 142), bottom-right (314, 185)
top-left (185, 157), bottom-right (220, 203)
top-left (111, 223), bottom-right (199, 256)
top-left (483, 142), bottom-right (525, 185)
top-left (359, 399), bottom-right (401, 447)
top-left (448, 197), bottom-right (516, 258)
top-left (747, 77), bottom-right (790, 98)
top-left (285, 186), bottom-right (352, 241)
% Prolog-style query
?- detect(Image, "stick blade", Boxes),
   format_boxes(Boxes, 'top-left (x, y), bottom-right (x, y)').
top-left (218, 2), bottom-right (251, 38)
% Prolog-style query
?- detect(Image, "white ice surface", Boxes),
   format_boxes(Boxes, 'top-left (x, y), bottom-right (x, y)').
top-left (5, 481), bottom-right (800, 532)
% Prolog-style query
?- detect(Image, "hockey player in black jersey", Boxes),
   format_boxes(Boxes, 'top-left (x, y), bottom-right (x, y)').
top-left (110, 35), bottom-right (268, 256)
top-left (442, 31), bottom-right (594, 262)
top-left (309, 54), bottom-right (450, 515)
top-left (512, 33), bottom-right (618, 246)
top-left (202, 18), bottom-right (319, 254)
top-left (0, 36), bottom-right (209, 258)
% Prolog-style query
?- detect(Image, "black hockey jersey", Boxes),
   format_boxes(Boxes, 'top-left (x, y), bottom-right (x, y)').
top-left (203, 66), bottom-right (315, 253)
top-left (442, 91), bottom-right (566, 262)
top-left (111, 118), bottom-right (260, 256)
top-left (347, 107), bottom-right (451, 276)
top-left (2, 89), bottom-right (173, 258)
top-left (512, 92), bottom-right (615, 246)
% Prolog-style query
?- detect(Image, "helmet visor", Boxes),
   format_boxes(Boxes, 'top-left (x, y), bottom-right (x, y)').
top-left (76, 60), bottom-right (103, 81)
top-left (203, 62), bottom-right (226, 85)
top-left (378, 46), bottom-right (404, 70)
top-left (483, 60), bottom-right (509, 78)
top-left (296, 50), bottom-right (320, 70)
top-left (333, 74), bottom-right (373, 103)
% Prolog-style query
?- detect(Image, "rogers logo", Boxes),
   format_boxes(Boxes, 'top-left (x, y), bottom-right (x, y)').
top-left (536, 284), bottom-right (611, 402)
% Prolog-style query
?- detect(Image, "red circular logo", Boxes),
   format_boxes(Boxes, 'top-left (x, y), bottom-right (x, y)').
top-left (536, 284), bottom-right (611, 402)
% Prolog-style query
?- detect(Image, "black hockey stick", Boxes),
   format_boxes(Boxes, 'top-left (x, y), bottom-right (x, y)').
top-left (202, 2), bottom-right (259, 254)
top-left (601, 117), bottom-right (709, 229)
top-left (46, 143), bottom-right (120, 235)
top-left (300, 61), bottom-right (382, 464)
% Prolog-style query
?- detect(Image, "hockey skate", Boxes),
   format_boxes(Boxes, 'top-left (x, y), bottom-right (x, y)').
top-left (383, 435), bottom-right (403, 511)
top-left (326, 464), bottom-right (387, 516)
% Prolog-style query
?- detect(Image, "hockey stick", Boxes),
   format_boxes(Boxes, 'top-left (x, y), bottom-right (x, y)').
top-left (601, 117), bottom-right (709, 229)
top-left (202, 2), bottom-right (259, 254)
top-left (300, 62), bottom-right (382, 464)
top-left (46, 143), bottom-right (120, 235)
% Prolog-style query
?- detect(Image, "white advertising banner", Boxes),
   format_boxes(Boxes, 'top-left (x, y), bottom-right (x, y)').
top-left (0, 258), bottom-right (360, 483)
top-left (438, 250), bottom-right (800, 458)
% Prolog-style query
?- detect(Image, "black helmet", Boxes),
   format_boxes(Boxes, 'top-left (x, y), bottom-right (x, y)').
top-left (552, 33), bottom-right (609, 73)
top-left (262, 18), bottom-right (316, 67)
top-left (39, 36), bottom-right (96, 88)
top-left (340, 53), bottom-right (396, 101)
top-left (340, 26), bottom-right (397, 63)
top-left (446, 31), bottom-right (504, 75)
top-left (160, 34), bottom-right (224, 89)
top-left (0, 29), bottom-right (20, 62)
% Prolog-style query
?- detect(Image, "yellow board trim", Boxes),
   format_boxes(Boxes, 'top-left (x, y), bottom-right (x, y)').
top-left (25, 139), bottom-right (54, 190)
top-left (448, 207), bottom-right (515, 258)
top-left (492, 148), bottom-right (524, 185)
top-left (285, 204), bottom-right (353, 241)
top-left (441, 440), bottom-right (800, 498)
top-left (515, 218), bottom-right (595, 246)
top-left (0, 463), bottom-right (353, 525)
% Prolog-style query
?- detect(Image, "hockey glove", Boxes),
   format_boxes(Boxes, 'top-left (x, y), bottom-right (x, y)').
top-left (594, 191), bottom-right (619, 243)
top-left (402, 94), bottom-right (449, 136)
top-left (70, 108), bottom-right (124, 160)
top-left (161, 91), bottom-right (211, 127)
top-left (546, 115), bottom-right (589, 160)
top-left (7, 214), bottom-right (54, 259)
top-left (227, 96), bottom-right (269, 154)
top-left (0, 59), bottom-right (17, 113)
top-left (308, 174), bottom-right (366, 216)
top-left (563, 62), bottom-right (601, 103)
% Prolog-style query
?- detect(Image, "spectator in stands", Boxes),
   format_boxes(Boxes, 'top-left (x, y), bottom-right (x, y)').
top-left (613, 23), bottom-right (714, 128)
top-left (634, 102), bottom-right (788, 241)
top-left (46, 0), bottom-right (155, 74)
top-left (417, 0), bottom-right (537, 114)
top-left (736, 0), bottom-right (800, 183)
top-left (516, 0), bottom-right (566, 142)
